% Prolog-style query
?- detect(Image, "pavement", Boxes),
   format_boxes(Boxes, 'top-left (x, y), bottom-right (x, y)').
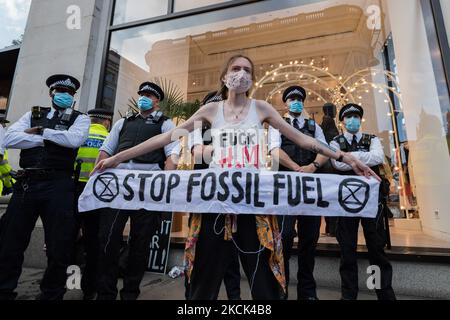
top-left (15, 268), bottom-right (428, 300)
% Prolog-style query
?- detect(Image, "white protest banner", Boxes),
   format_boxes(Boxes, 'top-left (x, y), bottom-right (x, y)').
top-left (78, 169), bottom-right (380, 218)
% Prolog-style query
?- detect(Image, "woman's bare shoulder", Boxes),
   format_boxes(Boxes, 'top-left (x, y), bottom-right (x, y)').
top-left (195, 101), bottom-right (220, 122)
top-left (252, 99), bottom-right (280, 124)
top-left (254, 99), bottom-right (276, 111)
top-left (254, 99), bottom-right (279, 119)
top-left (201, 101), bottom-right (220, 111)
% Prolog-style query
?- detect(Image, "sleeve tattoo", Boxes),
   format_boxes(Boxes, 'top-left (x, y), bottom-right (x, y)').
top-left (310, 140), bottom-right (338, 155)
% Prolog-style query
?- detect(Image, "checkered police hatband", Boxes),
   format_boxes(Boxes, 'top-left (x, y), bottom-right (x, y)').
top-left (140, 85), bottom-right (161, 100)
top-left (50, 78), bottom-right (77, 90)
top-left (205, 95), bottom-right (223, 104)
top-left (341, 106), bottom-right (361, 118)
top-left (89, 114), bottom-right (112, 120)
top-left (285, 89), bottom-right (305, 100)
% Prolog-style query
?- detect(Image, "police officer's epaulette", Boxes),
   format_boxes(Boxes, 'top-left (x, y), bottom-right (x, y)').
top-left (152, 110), bottom-right (167, 123)
top-left (70, 109), bottom-right (84, 117)
top-left (125, 110), bottom-right (138, 120)
top-left (74, 109), bottom-right (85, 118)
top-left (361, 133), bottom-right (375, 149)
top-left (31, 106), bottom-right (51, 112)
top-left (31, 106), bottom-right (51, 120)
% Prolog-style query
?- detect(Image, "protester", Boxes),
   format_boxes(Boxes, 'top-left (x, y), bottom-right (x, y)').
top-left (185, 91), bottom-right (241, 300)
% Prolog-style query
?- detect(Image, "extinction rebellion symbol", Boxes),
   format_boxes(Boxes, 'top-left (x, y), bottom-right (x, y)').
top-left (93, 172), bottom-right (120, 203)
top-left (338, 178), bottom-right (370, 214)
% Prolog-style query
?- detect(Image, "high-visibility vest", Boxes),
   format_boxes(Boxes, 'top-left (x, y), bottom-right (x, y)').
top-left (0, 150), bottom-right (14, 195)
top-left (75, 124), bottom-right (109, 182)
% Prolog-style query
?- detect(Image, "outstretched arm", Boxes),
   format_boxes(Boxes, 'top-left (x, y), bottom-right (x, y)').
top-left (259, 101), bottom-right (380, 180)
top-left (92, 104), bottom-right (215, 173)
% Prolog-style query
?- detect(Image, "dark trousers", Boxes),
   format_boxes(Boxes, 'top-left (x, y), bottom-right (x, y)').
top-left (185, 248), bottom-right (241, 300)
top-left (74, 182), bottom-right (99, 297)
top-left (96, 208), bottom-right (160, 300)
top-left (278, 215), bottom-right (321, 299)
top-left (188, 214), bottom-right (283, 300)
top-left (336, 211), bottom-right (396, 300)
top-left (0, 176), bottom-right (77, 300)
top-left (184, 217), bottom-right (241, 300)
top-left (77, 212), bottom-right (99, 296)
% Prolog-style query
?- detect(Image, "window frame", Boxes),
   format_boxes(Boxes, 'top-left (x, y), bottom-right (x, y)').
top-left (96, 0), bottom-right (263, 107)
top-left (429, 0), bottom-right (450, 96)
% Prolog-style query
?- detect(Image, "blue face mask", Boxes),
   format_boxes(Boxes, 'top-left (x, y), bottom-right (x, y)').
top-left (137, 96), bottom-right (153, 111)
top-left (53, 92), bottom-right (74, 109)
top-left (345, 117), bottom-right (361, 133)
top-left (289, 101), bottom-right (304, 114)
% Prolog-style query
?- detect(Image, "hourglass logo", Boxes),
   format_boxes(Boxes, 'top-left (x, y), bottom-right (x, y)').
top-left (94, 172), bottom-right (120, 203)
top-left (338, 178), bottom-right (370, 214)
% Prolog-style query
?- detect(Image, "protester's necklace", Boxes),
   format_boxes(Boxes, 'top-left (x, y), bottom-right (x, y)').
top-left (226, 99), bottom-right (250, 120)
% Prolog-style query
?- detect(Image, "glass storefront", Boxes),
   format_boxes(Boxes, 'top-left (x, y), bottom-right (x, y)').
top-left (0, 47), bottom-right (20, 112)
top-left (173, 0), bottom-right (233, 13)
top-left (113, 0), bottom-right (170, 25)
top-left (101, 0), bottom-right (450, 248)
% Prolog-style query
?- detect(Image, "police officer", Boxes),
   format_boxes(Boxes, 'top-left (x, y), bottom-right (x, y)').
top-left (74, 108), bottom-right (113, 300)
top-left (0, 110), bottom-right (14, 196)
top-left (96, 81), bottom-right (180, 300)
top-left (320, 103), bottom-right (340, 237)
top-left (330, 103), bottom-right (396, 300)
top-left (268, 86), bottom-right (330, 300)
top-left (0, 74), bottom-right (90, 300)
top-left (186, 91), bottom-right (241, 300)
top-left (76, 109), bottom-right (113, 183)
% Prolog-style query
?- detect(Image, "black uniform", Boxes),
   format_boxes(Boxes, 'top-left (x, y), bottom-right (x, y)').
top-left (277, 117), bottom-right (322, 300)
top-left (0, 106), bottom-right (85, 300)
top-left (320, 114), bottom-right (340, 236)
top-left (333, 134), bottom-right (396, 300)
top-left (96, 112), bottom-right (167, 300)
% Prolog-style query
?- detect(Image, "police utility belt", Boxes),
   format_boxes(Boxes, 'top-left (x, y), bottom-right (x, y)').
top-left (13, 168), bottom-right (72, 180)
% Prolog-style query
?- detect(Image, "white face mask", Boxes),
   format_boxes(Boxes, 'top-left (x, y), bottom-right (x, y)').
top-left (224, 69), bottom-right (253, 93)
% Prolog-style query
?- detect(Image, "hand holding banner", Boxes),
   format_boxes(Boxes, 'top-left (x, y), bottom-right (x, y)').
top-left (79, 168), bottom-right (380, 218)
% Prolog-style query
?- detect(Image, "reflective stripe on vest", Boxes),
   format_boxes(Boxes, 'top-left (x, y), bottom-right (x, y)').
top-left (76, 124), bottom-right (109, 182)
top-left (0, 150), bottom-right (14, 193)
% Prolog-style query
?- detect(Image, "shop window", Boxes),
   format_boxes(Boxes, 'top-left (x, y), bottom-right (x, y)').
top-left (174, 0), bottom-right (232, 13)
top-left (102, 0), bottom-right (450, 248)
top-left (113, 0), bottom-right (169, 25)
